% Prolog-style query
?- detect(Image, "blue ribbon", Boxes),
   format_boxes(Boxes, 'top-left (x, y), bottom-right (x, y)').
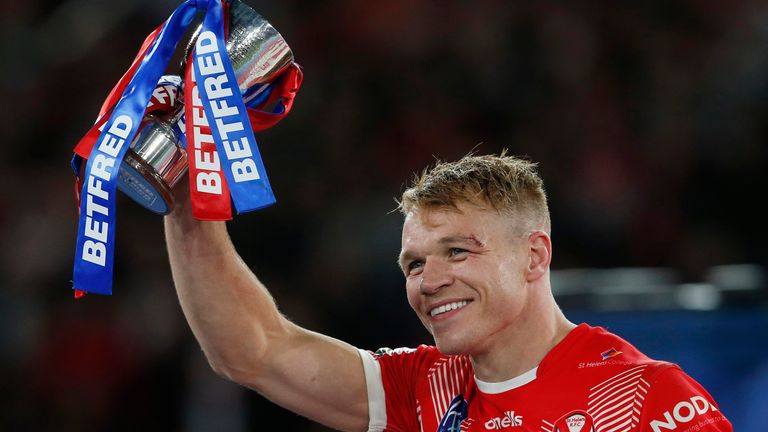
top-left (192, 1), bottom-right (275, 213)
top-left (73, 0), bottom-right (276, 295)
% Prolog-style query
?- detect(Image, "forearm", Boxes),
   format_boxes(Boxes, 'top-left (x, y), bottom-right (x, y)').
top-left (163, 199), bottom-right (370, 431)
top-left (164, 208), bottom-right (288, 380)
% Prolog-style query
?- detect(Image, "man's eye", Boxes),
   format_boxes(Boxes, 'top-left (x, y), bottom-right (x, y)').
top-left (449, 248), bottom-right (468, 257)
top-left (407, 261), bottom-right (424, 273)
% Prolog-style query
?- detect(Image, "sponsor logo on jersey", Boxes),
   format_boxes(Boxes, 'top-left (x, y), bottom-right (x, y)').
top-left (437, 394), bottom-right (468, 432)
top-left (553, 410), bottom-right (595, 432)
top-left (600, 347), bottom-right (622, 360)
top-left (484, 411), bottom-right (523, 430)
top-left (649, 396), bottom-right (719, 432)
top-left (578, 353), bottom-right (635, 369)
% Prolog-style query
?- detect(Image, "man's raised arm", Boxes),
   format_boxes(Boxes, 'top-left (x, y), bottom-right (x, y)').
top-left (164, 191), bottom-right (370, 431)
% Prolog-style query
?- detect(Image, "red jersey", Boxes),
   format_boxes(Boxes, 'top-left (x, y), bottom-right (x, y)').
top-left (358, 323), bottom-right (732, 432)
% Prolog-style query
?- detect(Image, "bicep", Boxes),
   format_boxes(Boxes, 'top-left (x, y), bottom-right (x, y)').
top-left (242, 322), bottom-right (371, 432)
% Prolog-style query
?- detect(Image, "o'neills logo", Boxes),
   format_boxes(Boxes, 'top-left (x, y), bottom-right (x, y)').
top-left (650, 396), bottom-right (718, 432)
top-left (553, 411), bottom-right (595, 432)
top-left (484, 411), bottom-right (523, 430)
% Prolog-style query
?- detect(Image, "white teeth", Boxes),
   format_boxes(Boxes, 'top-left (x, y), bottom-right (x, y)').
top-left (430, 301), bottom-right (468, 317)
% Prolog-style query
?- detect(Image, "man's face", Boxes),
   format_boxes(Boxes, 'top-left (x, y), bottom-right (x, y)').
top-left (399, 202), bottom-right (532, 356)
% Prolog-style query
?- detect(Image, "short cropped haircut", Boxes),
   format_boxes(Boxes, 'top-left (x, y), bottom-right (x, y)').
top-left (399, 151), bottom-right (551, 234)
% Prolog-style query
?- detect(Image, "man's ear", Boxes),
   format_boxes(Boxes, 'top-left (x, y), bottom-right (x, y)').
top-left (526, 230), bottom-right (552, 282)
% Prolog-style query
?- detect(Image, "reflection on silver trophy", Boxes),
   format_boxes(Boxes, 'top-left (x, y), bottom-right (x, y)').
top-left (118, 107), bottom-right (188, 215)
top-left (117, 0), bottom-right (294, 215)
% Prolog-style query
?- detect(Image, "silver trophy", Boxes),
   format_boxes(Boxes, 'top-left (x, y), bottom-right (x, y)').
top-left (117, 0), bottom-right (294, 214)
top-left (118, 108), bottom-right (188, 214)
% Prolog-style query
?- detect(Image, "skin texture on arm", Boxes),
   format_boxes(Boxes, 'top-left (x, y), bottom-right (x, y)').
top-left (164, 187), bottom-right (369, 432)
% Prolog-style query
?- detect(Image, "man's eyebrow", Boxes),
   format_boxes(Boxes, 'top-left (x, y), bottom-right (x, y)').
top-left (396, 250), bottom-right (416, 271)
top-left (397, 247), bottom-right (421, 262)
top-left (438, 235), bottom-right (485, 247)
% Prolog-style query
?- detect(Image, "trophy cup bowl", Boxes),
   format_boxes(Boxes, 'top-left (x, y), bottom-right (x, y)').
top-left (223, 0), bottom-right (294, 104)
top-left (117, 0), bottom-right (294, 215)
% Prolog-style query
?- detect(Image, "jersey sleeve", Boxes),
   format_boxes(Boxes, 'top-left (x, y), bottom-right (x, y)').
top-left (358, 345), bottom-right (436, 432)
top-left (638, 366), bottom-right (732, 432)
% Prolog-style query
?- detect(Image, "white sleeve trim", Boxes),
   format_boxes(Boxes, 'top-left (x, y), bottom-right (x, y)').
top-left (358, 349), bottom-right (387, 432)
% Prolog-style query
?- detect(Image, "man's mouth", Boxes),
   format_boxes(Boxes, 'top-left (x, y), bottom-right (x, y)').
top-left (429, 300), bottom-right (469, 317)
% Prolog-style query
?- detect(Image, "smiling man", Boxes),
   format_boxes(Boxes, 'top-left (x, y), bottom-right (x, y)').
top-left (165, 152), bottom-right (732, 432)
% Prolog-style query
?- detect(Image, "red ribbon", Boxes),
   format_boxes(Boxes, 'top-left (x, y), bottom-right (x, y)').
top-left (248, 63), bottom-right (304, 132)
top-left (72, 25), bottom-right (165, 161)
top-left (184, 50), bottom-right (233, 220)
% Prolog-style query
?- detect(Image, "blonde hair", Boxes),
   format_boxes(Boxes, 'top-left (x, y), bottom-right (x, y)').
top-left (399, 151), bottom-right (551, 234)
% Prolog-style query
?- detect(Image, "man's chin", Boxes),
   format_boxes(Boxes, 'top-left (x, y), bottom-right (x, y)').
top-left (434, 338), bottom-right (468, 356)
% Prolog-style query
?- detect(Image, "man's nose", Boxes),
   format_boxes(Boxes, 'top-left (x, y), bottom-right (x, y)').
top-left (419, 258), bottom-right (452, 295)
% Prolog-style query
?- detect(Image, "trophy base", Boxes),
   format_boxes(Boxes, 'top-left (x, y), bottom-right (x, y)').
top-left (118, 149), bottom-right (175, 215)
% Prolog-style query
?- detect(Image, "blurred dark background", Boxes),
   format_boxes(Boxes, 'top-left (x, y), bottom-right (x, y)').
top-left (1, 0), bottom-right (767, 430)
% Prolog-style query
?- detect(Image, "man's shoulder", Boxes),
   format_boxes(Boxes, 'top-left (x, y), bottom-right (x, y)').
top-left (544, 323), bottom-right (677, 382)
top-left (371, 344), bottom-right (466, 361)
top-left (371, 345), bottom-right (428, 358)
top-left (369, 344), bottom-right (472, 374)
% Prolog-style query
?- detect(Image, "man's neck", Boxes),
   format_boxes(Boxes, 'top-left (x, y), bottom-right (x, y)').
top-left (469, 291), bottom-right (575, 383)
